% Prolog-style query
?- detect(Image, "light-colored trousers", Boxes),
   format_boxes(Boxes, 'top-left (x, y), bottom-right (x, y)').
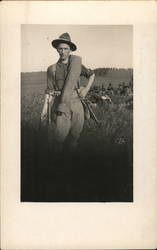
top-left (53, 97), bottom-right (84, 153)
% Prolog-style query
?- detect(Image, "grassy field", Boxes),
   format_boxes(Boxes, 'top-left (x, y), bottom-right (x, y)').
top-left (21, 71), bottom-right (133, 202)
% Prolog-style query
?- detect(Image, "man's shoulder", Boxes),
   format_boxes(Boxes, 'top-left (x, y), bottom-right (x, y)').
top-left (47, 63), bottom-right (57, 73)
top-left (69, 55), bottom-right (82, 63)
top-left (70, 55), bottom-right (82, 60)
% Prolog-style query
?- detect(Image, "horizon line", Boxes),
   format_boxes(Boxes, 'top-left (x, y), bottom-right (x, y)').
top-left (21, 67), bottom-right (133, 73)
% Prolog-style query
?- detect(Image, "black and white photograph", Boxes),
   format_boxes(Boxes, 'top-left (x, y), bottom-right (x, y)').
top-left (21, 25), bottom-right (133, 202)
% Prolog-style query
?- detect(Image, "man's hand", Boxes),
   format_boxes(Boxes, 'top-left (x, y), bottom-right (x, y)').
top-left (78, 86), bottom-right (88, 98)
top-left (78, 73), bottom-right (95, 98)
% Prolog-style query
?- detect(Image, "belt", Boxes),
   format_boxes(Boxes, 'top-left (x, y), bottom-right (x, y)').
top-left (48, 90), bottom-right (61, 96)
top-left (48, 89), bottom-right (80, 99)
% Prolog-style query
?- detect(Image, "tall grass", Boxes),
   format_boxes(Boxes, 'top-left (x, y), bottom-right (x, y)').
top-left (21, 73), bottom-right (133, 202)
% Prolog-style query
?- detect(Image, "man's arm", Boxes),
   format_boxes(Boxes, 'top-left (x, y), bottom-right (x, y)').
top-left (79, 73), bottom-right (95, 98)
top-left (41, 66), bottom-right (55, 121)
top-left (45, 65), bottom-right (55, 94)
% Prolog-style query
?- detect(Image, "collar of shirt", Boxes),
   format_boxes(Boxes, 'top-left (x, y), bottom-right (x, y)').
top-left (57, 58), bottom-right (69, 67)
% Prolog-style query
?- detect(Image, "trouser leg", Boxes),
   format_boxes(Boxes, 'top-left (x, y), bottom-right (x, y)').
top-left (67, 100), bottom-right (84, 151)
top-left (54, 112), bottom-right (71, 153)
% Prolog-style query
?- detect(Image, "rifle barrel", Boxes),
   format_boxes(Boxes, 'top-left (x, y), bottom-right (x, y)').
top-left (81, 98), bottom-right (100, 125)
top-left (76, 89), bottom-right (100, 125)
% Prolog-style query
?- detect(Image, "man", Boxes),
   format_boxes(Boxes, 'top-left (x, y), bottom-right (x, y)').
top-left (107, 83), bottom-right (114, 95)
top-left (41, 33), bottom-right (95, 153)
top-left (118, 83), bottom-right (123, 96)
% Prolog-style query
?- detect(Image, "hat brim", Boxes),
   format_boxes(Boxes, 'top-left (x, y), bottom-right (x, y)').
top-left (52, 39), bottom-right (77, 51)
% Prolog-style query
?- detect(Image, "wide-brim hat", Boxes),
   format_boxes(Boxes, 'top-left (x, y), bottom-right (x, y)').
top-left (52, 32), bottom-right (77, 51)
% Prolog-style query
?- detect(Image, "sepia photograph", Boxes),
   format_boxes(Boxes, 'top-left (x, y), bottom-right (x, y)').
top-left (1, 1), bottom-right (157, 249)
top-left (21, 25), bottom-right (133, 202)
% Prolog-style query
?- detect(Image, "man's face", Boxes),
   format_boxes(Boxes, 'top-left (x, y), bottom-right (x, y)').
top-left (57, 43), bottom-right (71, 61)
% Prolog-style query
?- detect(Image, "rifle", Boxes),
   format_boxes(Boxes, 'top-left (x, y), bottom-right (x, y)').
top-left (76, 89), bottom-right (100, 125)
top-left (39, 93), bottom-right (55, 131)
top-left (47, 94), bottom-right (51, 127)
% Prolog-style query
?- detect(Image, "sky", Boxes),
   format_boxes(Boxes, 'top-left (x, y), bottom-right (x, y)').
top-left (21, 25), bottom-right (133, 72)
